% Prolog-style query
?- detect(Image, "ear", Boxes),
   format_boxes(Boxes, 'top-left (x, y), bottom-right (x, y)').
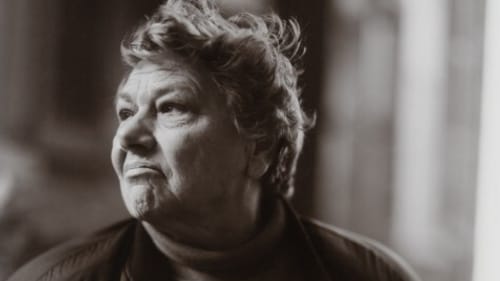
top-left (245, 141), bottom-right (272, 179)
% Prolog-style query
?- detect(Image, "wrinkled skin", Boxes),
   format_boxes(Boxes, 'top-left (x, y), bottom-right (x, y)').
top-left (111, 54), bottom-right (269, 249)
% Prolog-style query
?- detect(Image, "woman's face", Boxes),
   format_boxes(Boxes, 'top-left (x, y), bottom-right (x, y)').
top-left (111, 56), bottom-right (260, 235)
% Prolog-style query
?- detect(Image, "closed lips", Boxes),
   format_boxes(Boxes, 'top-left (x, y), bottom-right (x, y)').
top-left (124, 162), bottom-right (163, 176)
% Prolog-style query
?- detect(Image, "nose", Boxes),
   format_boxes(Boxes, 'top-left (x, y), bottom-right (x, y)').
top-left (115, 116), bottom-right (156, 153)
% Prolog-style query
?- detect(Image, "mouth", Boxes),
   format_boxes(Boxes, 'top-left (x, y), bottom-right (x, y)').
top-left (124, 162), bottom-right (164, 178)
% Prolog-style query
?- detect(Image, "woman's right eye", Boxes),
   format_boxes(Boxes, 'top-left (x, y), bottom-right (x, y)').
top-left (118, 109), bottom-right (134, 121)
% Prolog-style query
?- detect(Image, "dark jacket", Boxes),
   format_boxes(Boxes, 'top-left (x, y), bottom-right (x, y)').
top-left (7, 201), bottom-right (420, 281)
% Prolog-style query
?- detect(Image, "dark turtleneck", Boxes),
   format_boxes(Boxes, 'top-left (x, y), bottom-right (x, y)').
top-left (123, 199), bottom-right (309, 281)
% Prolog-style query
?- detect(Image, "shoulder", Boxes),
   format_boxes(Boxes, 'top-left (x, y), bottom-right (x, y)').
top-left (300, 217), bottom-right (421, 281)
top-left (7, 219), bottom-right (136, 281)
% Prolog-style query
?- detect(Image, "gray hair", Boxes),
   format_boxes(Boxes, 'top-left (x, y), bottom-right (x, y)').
top-left (120, 0), bottom-right (314, 197)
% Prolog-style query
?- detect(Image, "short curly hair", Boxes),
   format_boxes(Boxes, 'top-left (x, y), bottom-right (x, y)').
top-left (120, 0), bottom-right (313, 197)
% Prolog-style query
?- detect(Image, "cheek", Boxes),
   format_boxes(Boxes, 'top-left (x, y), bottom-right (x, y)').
top-left (156, 125), bottom-right (248, 191)
top-left (156, 132), bottom-right (205, 186)
top-left (111, 136), bottom-right (126, 177)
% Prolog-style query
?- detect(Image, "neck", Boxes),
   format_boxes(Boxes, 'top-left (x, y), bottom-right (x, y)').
top-left (133, 196), bottom-right (284, 274)
top-left (144, 181), bottom-right (265, 251)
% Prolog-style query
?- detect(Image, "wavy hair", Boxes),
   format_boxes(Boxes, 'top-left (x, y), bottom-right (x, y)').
top-left (120, 0), bottom-right (314, 197)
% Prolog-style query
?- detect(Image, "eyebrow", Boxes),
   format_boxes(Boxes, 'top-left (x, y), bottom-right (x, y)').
top-left (115, 79), bottom-right (201, 106)
top-left (114, 91), bottom-right (133, 108)
top-left (151, 73), bottom-right (202, 98)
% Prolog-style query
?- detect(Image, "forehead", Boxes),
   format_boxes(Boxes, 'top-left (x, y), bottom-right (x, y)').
top-left (118, 58), bottom-right (202, 94)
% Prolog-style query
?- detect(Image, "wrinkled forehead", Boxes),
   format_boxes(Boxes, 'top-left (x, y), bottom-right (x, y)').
top-left (117, 58), bottom-right (201, 94)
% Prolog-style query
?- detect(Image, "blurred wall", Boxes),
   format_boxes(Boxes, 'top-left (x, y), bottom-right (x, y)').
top-left (0, 0), bottom-right (163, 278)
top-left (312, 1), bottom-right (483, 281)
top-left (473, 1), bottom-right (500, 280)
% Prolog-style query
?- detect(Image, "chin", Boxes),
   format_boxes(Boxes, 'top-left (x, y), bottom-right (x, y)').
top-left (126, 201), bottom-right (153, 220)
top-left (121, 183), bottom-right (157, 220)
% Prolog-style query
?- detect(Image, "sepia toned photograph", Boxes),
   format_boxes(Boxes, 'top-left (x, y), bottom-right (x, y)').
top-left (1, 0), bottom-right (498, 280)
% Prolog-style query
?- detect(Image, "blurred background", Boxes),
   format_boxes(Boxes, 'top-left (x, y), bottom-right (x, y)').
top-left (0, 0), bottom-right (496, 280)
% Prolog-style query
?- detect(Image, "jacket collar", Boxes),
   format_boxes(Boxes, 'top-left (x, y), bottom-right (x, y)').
top-left (279, 196), bottom-right (333, 281)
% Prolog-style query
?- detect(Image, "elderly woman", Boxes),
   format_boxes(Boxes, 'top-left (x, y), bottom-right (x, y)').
top-left (8, 0), bottom-right (420, 280)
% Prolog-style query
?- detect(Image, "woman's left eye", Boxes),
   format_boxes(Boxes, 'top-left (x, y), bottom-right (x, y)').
top-left (158, 102), bottom-right (188, 114)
